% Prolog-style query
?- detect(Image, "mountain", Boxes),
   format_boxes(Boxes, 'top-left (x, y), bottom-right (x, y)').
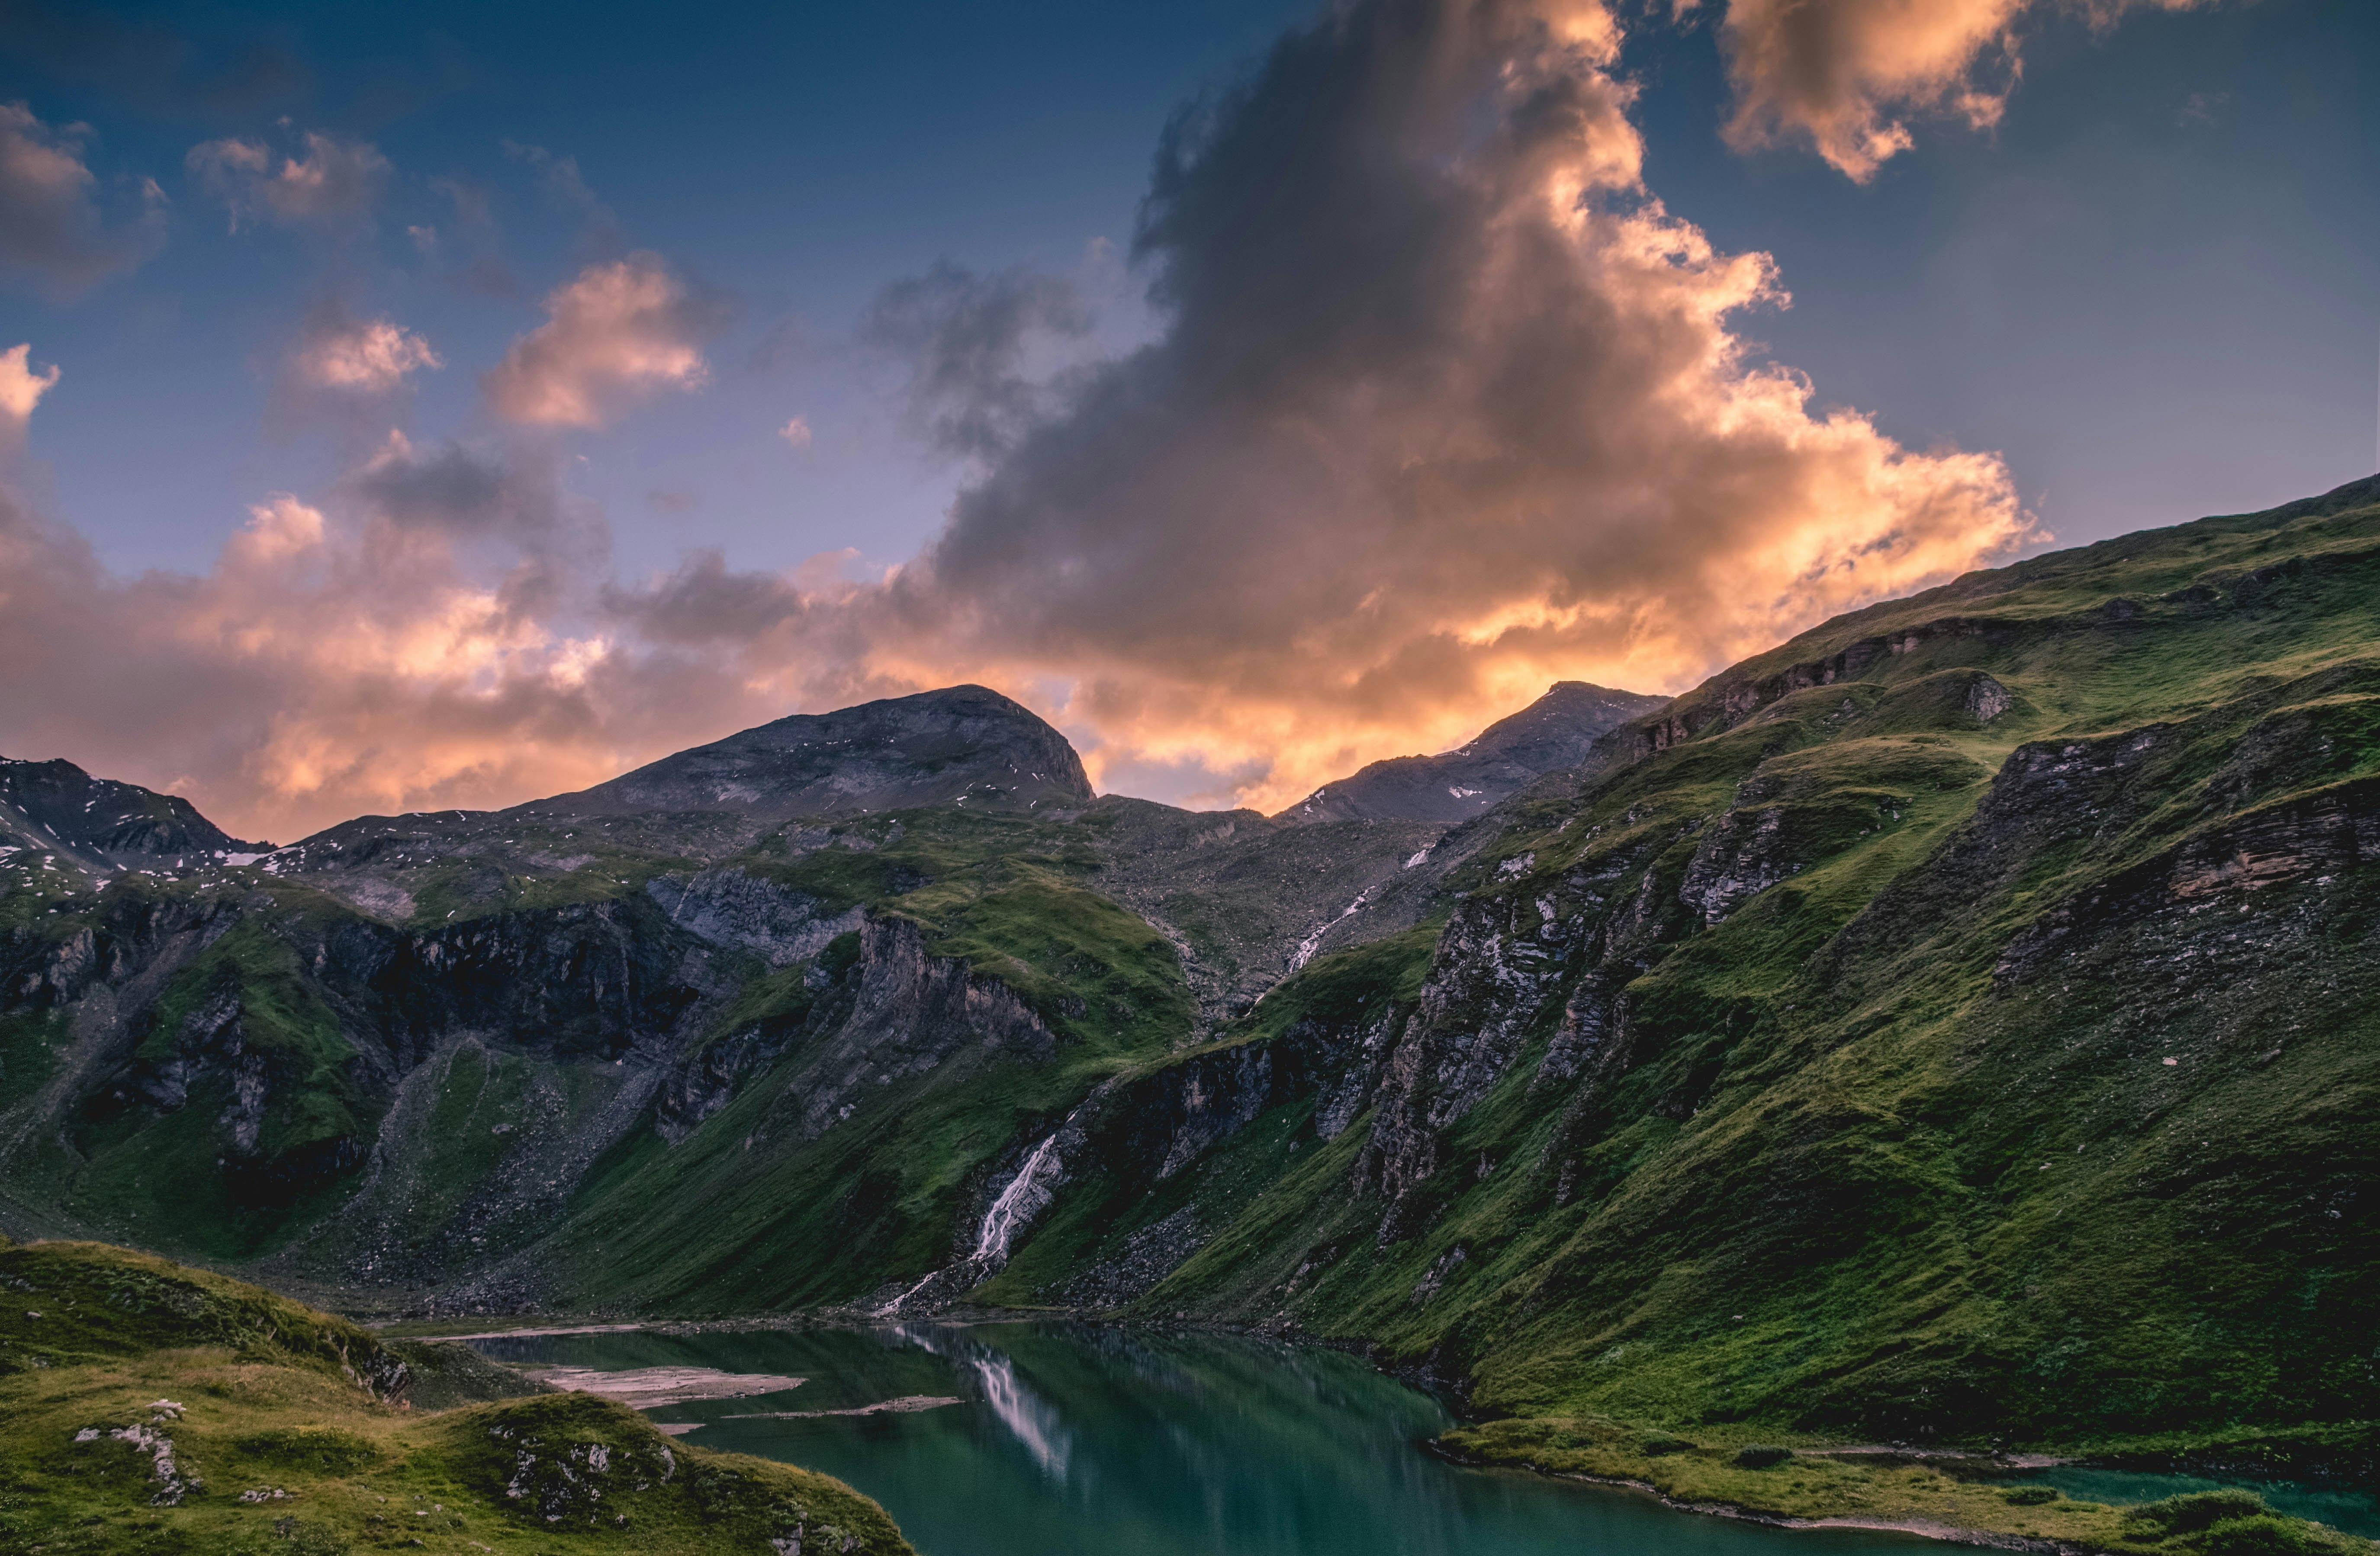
top-left (948, 472), bottom-right (2380, 1456)
top-left (3, 476), bottom-right (2377, 1490)
top-left (538, 683), bottom-right (1095, 821)
top-left (0, 756), bottom-right (265, 884)
top-left (1280, 681), bottom-right (1669, 824)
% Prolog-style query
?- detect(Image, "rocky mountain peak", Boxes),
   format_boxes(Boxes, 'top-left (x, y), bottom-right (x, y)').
top-left (533, 683), bottom-right (1097, 821)
top-left (0, 755), bottom-right (263, 874)
top-left (1279, 679), bottom-right (1671, 825)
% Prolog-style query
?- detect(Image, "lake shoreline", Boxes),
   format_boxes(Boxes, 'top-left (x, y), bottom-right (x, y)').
top-left (406, 1305), bottom-right (2376, 1556)
top-left (1422, 1441), bottom-right (2103, 1556)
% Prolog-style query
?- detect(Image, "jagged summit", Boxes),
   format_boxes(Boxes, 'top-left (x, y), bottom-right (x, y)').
top-left (0, 755), bottom-right (264, 877)
top-left (1280, 679), bottom-right (1669, 825)
top-left (530, 683), bottom-right (1095, 822)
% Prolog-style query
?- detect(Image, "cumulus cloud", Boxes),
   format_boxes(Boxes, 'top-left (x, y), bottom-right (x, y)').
top-left (0, 0), bottom-right (2045, 836)
top-left (0, 408), bottom-right (730, 839)
top-left (0, 344), bottom-right (62, 452)
top-left (0, 101), bottom-right (166, 296)
top-left (482, 254), bottom-right (721, 428)
top-left (287, 308), bottom-right (442, 394)
top-left (674, 0), bottom-right (2033, 808)
top-left (778, 416), bottom-right (812, 448)
top-left (186, 129), bottom-right (389, 232)
top-left (1711, 0), bottom-right (2219, 181)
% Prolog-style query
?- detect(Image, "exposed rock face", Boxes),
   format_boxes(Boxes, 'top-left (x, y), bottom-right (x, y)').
top-left (646, 869), bottom-right (864, 967)
top-left (1050, 1205), bottom-right (1208, 1309)
top-left (540, 684), bottom-right (1094, 821)
top-left (1283, 681), bottom-right (1668, 825)
top-left (785, 915), bottom-right (1055, 1141)
top-left (1354, 890), bottom-right (1576, 1210)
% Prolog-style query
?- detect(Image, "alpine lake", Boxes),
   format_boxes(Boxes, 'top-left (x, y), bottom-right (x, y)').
top-left (456, 1321), bottom-right (2380, 1556)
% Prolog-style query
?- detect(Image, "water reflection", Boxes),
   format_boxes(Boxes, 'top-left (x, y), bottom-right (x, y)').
top-left (472, 1321), bottom-right (1945, 1556)
top-left (897, 1324), bottom-right (1072, 1484)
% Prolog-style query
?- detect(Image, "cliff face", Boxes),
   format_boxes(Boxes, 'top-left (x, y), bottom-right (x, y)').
top-left (3, 479), bottom-right (2377, 1459)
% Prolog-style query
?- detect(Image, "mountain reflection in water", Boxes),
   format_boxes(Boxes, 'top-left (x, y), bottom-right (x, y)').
top-left (471, 1322), bottom-right (1944, 1556)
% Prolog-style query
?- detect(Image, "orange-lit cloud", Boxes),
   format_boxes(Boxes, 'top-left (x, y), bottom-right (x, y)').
top-left (482, 254), bottom-right (720, 428)
top-left (289, 312), bottom-right (442, 393)
top-left (1712, 0), bottom-right (2219, 180)
top-left (0, 0), bottom-right (2050, 840)
top-left (186, 129), bottom-right (389, 232)
top-left (0, 343), bottom-right (61, 451)
top-left (635, 0), bottom-right (2037, 811)
top-left (0, 417), bottom-right (771, 840)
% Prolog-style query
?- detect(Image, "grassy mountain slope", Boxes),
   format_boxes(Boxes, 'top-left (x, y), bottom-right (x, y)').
top-left (0, 1238), bottom-right (913, 1556)
top-left (980, 476), bottom-right (2380, 1460)
top-left (3, 478), bottom-right (2376, 1502)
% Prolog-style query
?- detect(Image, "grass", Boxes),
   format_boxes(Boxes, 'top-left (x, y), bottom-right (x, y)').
top-left (7, 481), bottom-right (2380, 1552)
top-left (1438, 1420), bottom-right (2366, 1555)
top-left (1043, 485), bottom-right (2380, 1479)
top-left (0, 1238), bottom-right (915, 1556)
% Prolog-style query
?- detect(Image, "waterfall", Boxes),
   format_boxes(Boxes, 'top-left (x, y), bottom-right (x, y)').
top-left (873, 1117), bottom-right (1074, 1318)
top-left (974, 1131), bottom-right (1063, 1264)
top-left (1292, 883), bottom-right (1379, 971)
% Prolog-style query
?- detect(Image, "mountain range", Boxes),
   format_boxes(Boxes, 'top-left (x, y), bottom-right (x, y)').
top-left (2, 476), bottom-right (2375, 1476)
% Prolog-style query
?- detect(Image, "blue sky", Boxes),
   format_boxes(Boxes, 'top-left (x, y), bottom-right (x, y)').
top-left (1, 0), bottom-right (2376, 837)
top-left (4, 0), bottom-right (1314, 578)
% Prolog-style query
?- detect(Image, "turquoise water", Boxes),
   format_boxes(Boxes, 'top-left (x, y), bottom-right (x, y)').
top-left (2010, 1467), bottom-right (2378, 1539)
top-left (470, 1322), bottom-right (1944, 1556)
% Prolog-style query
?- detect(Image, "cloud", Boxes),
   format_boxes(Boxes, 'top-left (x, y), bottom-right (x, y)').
top-left (0, 344), bottom-right (61, 451)
top-left (1711, 0), bottom-right (2219, 181)
top-left (0, 2), bottom-right (311, 118)
top-left (860, 260), bottom-right (1091, 459)
top-left (0, 409), bottom-right (704, 839)
top-left (0, 101), bottom-right (166, 297)
top-left (0, 0), bottom-right (2043, 839)
top-left (482, 254), bottom-right (721, 428)
top-left (700, 0), bottom-right (2032, 809)
top-left (186, 129), bottom-right (389, 232)
top-left (288, 309), bottom-right (442, 394)
top-left (778, 415), bottom-right (811, 448)
top-left (503, 140), bottom-right (622, 253)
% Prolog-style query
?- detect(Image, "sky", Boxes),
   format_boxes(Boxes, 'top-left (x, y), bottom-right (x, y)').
top-left (1, 0), bottom-right (2376, 842)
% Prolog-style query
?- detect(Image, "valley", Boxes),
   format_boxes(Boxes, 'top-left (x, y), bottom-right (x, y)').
top-left (3, 477), bottom-right (2377, 1554)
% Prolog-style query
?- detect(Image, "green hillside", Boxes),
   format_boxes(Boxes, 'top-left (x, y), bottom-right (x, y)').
top-left (2, 479), bottom-right (2376, 1537)
top-left (981, 477), bottom-right (2380, 1465)
top-left (0, 1238), bottom-right (913, 1556)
